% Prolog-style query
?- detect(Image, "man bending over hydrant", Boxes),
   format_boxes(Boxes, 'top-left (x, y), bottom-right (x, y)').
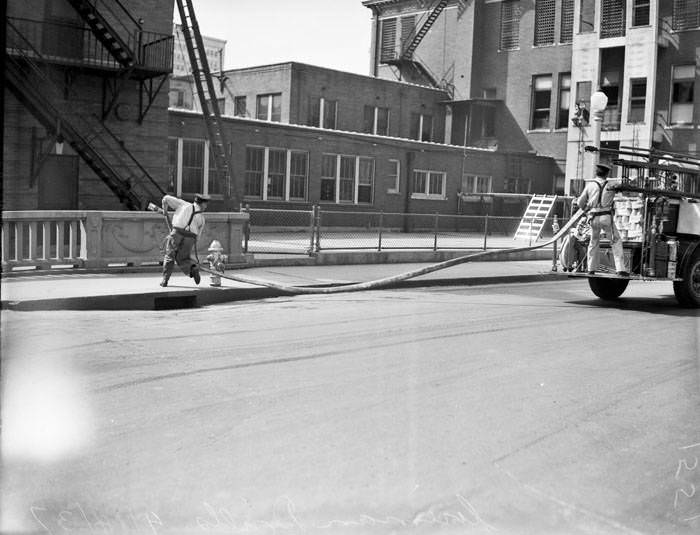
top-left (159, 193), bottom-right (209, 287)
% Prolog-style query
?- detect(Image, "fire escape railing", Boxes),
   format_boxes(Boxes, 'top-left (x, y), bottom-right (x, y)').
top-left (399, 0), bottom-right (449, 60)
top-left (6, 16), bottom-right (172, 74)
top-left (5, 18), bottom-right (165, 210)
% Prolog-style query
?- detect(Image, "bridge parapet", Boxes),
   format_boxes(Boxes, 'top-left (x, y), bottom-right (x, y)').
top-left (1, 210), bottom-right (249, 272)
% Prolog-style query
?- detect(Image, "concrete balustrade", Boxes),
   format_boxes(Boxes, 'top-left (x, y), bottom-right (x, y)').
top-left (1, 210), bottom-right (249, 272)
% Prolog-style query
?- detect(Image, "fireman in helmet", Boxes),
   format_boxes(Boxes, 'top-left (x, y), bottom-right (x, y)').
top-left (160, 193), bottom-right (209, 287)
top-left (575, 163), bottom-right (628, 276)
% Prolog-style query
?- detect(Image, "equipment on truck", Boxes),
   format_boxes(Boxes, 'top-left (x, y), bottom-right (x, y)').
top-left (571, 146), bottom-right (700, 307)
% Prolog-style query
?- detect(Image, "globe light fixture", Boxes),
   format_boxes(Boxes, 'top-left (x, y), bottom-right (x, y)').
top-left (590, 90), bottom-right (608, 115)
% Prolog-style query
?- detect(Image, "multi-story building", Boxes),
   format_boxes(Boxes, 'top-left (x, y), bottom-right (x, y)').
top-left (167, 61), bottom-right (557, 216)
top-left (363, 0), bottom-right (699, 195)
top-left (4, 0), bottom-right (174, 210)
top-left (169, 22), bottom-right (226, 112)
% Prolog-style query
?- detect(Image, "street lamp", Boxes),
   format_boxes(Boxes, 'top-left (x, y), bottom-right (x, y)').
top-left (590, 90), bottom-right (608, 170)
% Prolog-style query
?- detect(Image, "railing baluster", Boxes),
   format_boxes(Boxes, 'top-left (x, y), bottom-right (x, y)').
top-left (56, 221), bottom-right (65, 260)
top-left (1, 222), bottom-right (8, 264)
top-left (15, 223), bottom-right (24, 261)
top-left (42, 221), bottom-right (51, 260)
top-left (69, 221), bottom-right (78, 260)
top-left (28, 221), bottom-right (38, 261)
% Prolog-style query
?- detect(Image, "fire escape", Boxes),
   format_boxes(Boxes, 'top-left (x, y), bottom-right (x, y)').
top-left (4, 0), bottom-right (174, 210)
top-left (386, 0), bottom-right (449, 89)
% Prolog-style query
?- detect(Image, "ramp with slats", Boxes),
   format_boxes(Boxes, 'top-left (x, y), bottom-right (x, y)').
top-left (513, 195), bottom-right (557, 242)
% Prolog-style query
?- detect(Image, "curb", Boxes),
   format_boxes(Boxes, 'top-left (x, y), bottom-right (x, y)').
top-left (1, 273), bottom-right (565, 311)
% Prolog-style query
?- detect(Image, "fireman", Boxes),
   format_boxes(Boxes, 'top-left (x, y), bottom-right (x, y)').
top-left (576, 163), bottom-right (629, 276)
top-left (160, 193), bottom-right (209, 287)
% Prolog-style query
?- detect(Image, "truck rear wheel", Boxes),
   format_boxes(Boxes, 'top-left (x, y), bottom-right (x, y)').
top-left (588, 277), bottom-right (629, 300)
top-left (673, 250), bottom-right (700, 307)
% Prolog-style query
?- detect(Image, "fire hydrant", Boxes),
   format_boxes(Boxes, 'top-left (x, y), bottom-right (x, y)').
top-left (206, 240), bottom-right (227, 287)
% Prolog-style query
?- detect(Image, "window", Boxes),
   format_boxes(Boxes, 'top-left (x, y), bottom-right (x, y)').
top-left (244, 147), bottom-right (308, 201)
top-left (671, 65), bottom-right (695, 125)
top-left (256, 93), bottom-right (282, 122)
top-left (289, 151), bottom-right (308, 201)
top-left (380, 18), bottom-right (397, 62)
top-left (363, 105), bottom-right (390, 135)
top-left (387, 159), bottom-right (400, 193)
top-left (309, 97), bottom-right (338, 129)
top-left (504, 178), bottom-right (531, 194)
top-left (320, 154), bottom-right (375, 204)
top-left (500, 0), bottom-right (521, 50)
top-left (267, 149), bottom-right (286, 199)
top-left (575, 81), bottom-right (592, 125)
top-left (412, 170), bottom-right (446, 199)
top-left (601, 66), bottom-right (622, 130)
top-left (358, 157), bottom-right (374, 204)
top-left (234, 96), bottom-right (247, 117)
top-left (176, 90), bottom-right (185, 107)
top-left (400, 15), bottom-right (416, 54)
top-left (579, 0), bottom-right (595, 33)
top-left (321, 154), bottom-right (337, 201)
top-left (673, 0), bottom-right (700, 30)
top-left (207, 98), bottom-right (225, 114)
top-left (410, 112), bottom-right (433, 141)
top-left (632, 0), bottom-right (650, 26)
top-left (461, 174), bottom-right (493, 194)
top-left (207, 145), bottom-right (223, 195)
top-left (339, 155), bottom-right (355, 202)
top-left (557, 73), bottom-right (572, 128)
top-left (531, 75), bottom-right (552, 129)
top-left (560, 0), bottom-right (575, 43)
top-left (628, 78), bottom-right (647, 123)
top-left (245, 146), bottom-right (265, 198)
top-left (181, 139), bottom-right (204, 195)
top-left (534, 0), bottom-right (555, 46)
top-left (601, 0), bottom-right (626, 38)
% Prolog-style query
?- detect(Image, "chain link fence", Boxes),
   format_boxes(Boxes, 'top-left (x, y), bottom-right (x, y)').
top-left (244, 206), bottom-right (569, 256)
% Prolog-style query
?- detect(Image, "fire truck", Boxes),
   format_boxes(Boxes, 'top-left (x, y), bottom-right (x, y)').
top-left (574, 146), bottom-right (700, 307)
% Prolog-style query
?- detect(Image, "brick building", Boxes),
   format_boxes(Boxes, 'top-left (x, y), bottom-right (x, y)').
top-left (4, 0), bottom-right (175, 211)
top-left (363, 0), bottom-right (699, 195)
top-left (167, 62), bottom-right (556, 216)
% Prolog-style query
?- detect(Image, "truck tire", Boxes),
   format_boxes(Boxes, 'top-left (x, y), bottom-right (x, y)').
top-left (588, 277), bottom-right (629, 300)
top-left (673, 249), bottom-right (700, 307)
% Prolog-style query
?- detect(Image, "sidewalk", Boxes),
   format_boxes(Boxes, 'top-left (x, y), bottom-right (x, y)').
top-left (1, 258), bottom-right (565, 311)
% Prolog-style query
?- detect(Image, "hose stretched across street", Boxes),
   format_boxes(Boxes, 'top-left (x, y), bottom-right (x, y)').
top-left (197, 210), bottom-right (586, 295)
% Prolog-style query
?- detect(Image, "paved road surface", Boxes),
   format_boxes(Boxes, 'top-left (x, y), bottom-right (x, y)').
top-left (2, 279), bottom-right (699, 534)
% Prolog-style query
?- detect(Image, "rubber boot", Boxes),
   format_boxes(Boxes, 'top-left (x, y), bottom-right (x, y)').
top-left (190, 266), bottom-right (201, 285)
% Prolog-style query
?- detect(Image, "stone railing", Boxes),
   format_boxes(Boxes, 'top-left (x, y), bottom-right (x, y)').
top-left (1, 210), bottom-right (249, 272)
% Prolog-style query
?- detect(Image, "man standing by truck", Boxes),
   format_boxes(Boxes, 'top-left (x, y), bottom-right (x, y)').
top-left (160, 193), bottom-right (209, 287)
top-left (576, 163), bottom-right (628, 276)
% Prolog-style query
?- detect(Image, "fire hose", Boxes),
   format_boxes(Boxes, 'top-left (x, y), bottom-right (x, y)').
top-left (193, 210), bottom-right (585, 295)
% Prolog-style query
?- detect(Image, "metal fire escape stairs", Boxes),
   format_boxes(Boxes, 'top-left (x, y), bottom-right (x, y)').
top-left (175, 0), bottom-right (240, 210)
top-left (65, 0), bottom-right (136, 120)
top-left (5, 19), bottom-right (165, 210)
top-left (387, 0), bottom-right (448, 87)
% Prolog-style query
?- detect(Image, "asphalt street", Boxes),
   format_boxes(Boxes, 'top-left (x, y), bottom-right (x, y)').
top-left (2, 279), bottom-right (699, 535)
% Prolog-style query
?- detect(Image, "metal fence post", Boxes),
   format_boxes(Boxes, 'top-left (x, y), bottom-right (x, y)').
top-left (314, 205), bottom-right (322, 253)
top-left (378, 210), bottom-right (384, 252)
top-left (433, 212), bottom-right (439, 252)
top-left (307, 205), bottom-right (316, 256)
top-left (483, 214), bottom-right (489, 250)
top-left (242, 203), bottom-right (250, 253)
